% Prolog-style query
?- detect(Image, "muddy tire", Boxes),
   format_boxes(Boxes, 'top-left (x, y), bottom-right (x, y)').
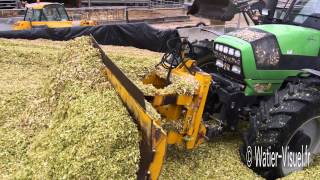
top-left (240, 79), bottom-right (320, 179)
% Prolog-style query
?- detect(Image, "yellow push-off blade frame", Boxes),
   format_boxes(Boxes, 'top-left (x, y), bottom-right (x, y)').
top-left (91, 37), bottom-right (167, 180)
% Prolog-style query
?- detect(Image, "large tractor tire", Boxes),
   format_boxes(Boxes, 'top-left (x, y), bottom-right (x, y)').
top-left (241, 79), bottom-right (320, 179)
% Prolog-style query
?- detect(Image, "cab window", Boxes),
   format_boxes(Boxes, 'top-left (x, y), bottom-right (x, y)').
top-left (289, 0), bottom-right (320, 25)
top-left (24, 8), bottom-right (32, 21)
top-left (43, 5), bottom-right (69, 21)
top-left (24, 8), bottom-right (45, 21)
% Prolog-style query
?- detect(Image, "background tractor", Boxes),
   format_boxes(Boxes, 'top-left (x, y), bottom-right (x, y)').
top-left (13, 2), bottom-right (96, 30)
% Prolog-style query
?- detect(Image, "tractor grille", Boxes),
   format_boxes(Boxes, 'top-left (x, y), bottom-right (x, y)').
top-left (213, 42), bottom-right (244, 83)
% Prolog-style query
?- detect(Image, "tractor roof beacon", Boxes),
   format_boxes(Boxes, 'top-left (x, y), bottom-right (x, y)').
top-left (194, 0), bottom-right (320, 178)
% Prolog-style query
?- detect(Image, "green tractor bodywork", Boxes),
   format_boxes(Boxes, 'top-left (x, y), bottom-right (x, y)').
top-left (214, 24), bottom-right (320, 96)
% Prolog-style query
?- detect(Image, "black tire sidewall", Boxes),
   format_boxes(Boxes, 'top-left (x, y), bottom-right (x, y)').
top-left (275, 100), bottom-right (320, 176)
top-left (242, 82), bottom-right (320, 179)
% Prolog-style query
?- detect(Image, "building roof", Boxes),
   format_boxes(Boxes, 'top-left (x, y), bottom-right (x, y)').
top-left (26, 2), bottom-right (61, 9)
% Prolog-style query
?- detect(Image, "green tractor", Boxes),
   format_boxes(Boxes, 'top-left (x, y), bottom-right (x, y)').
top-left (190, 0), bottom-right (320, 178)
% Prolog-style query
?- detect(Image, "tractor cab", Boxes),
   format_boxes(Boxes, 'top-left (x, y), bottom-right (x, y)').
top-left (265, 0), bottom-right (320, 29)
top-left (24, 3), bottom-right (70, 22)
top-left (13, 2), bottom-right (96, 30)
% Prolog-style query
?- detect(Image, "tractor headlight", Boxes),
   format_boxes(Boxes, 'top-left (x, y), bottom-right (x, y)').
top-left (228, 48), bottom-right (235, 56)
top-left (223, 46), bottom-right (229, 54)
top-left (218, 45), bottom-right (224, 52)
top-left (235, 50), bottom-right (241, 58)
top-left (215, 44), bottom-right (219, 51)
top-left (231, 65), bottom-right (241, 74)
top-left (216, 59), bottom-right (224, 68)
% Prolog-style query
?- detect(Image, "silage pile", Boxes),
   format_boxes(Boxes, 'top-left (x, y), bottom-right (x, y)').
top-left (1, 37), bottom-right (320, 180)
top-left (0, 38), bottom-right (65, 178)
top-left (0, 37), bottom-right (140, 179)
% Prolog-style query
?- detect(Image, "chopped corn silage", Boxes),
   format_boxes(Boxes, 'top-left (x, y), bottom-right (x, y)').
top-left (1, 37), bottom-right (320, 179)
top-left (161, 134), bottom-right (262, 180)
top-left (0, 38), bottom-right (66, 177)
top-left (0, 37), bottom-right (140, 179)
top-left (134, 66), bottom-right (200, 96)
top-left (102, 46), bottom-right (199, 96)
